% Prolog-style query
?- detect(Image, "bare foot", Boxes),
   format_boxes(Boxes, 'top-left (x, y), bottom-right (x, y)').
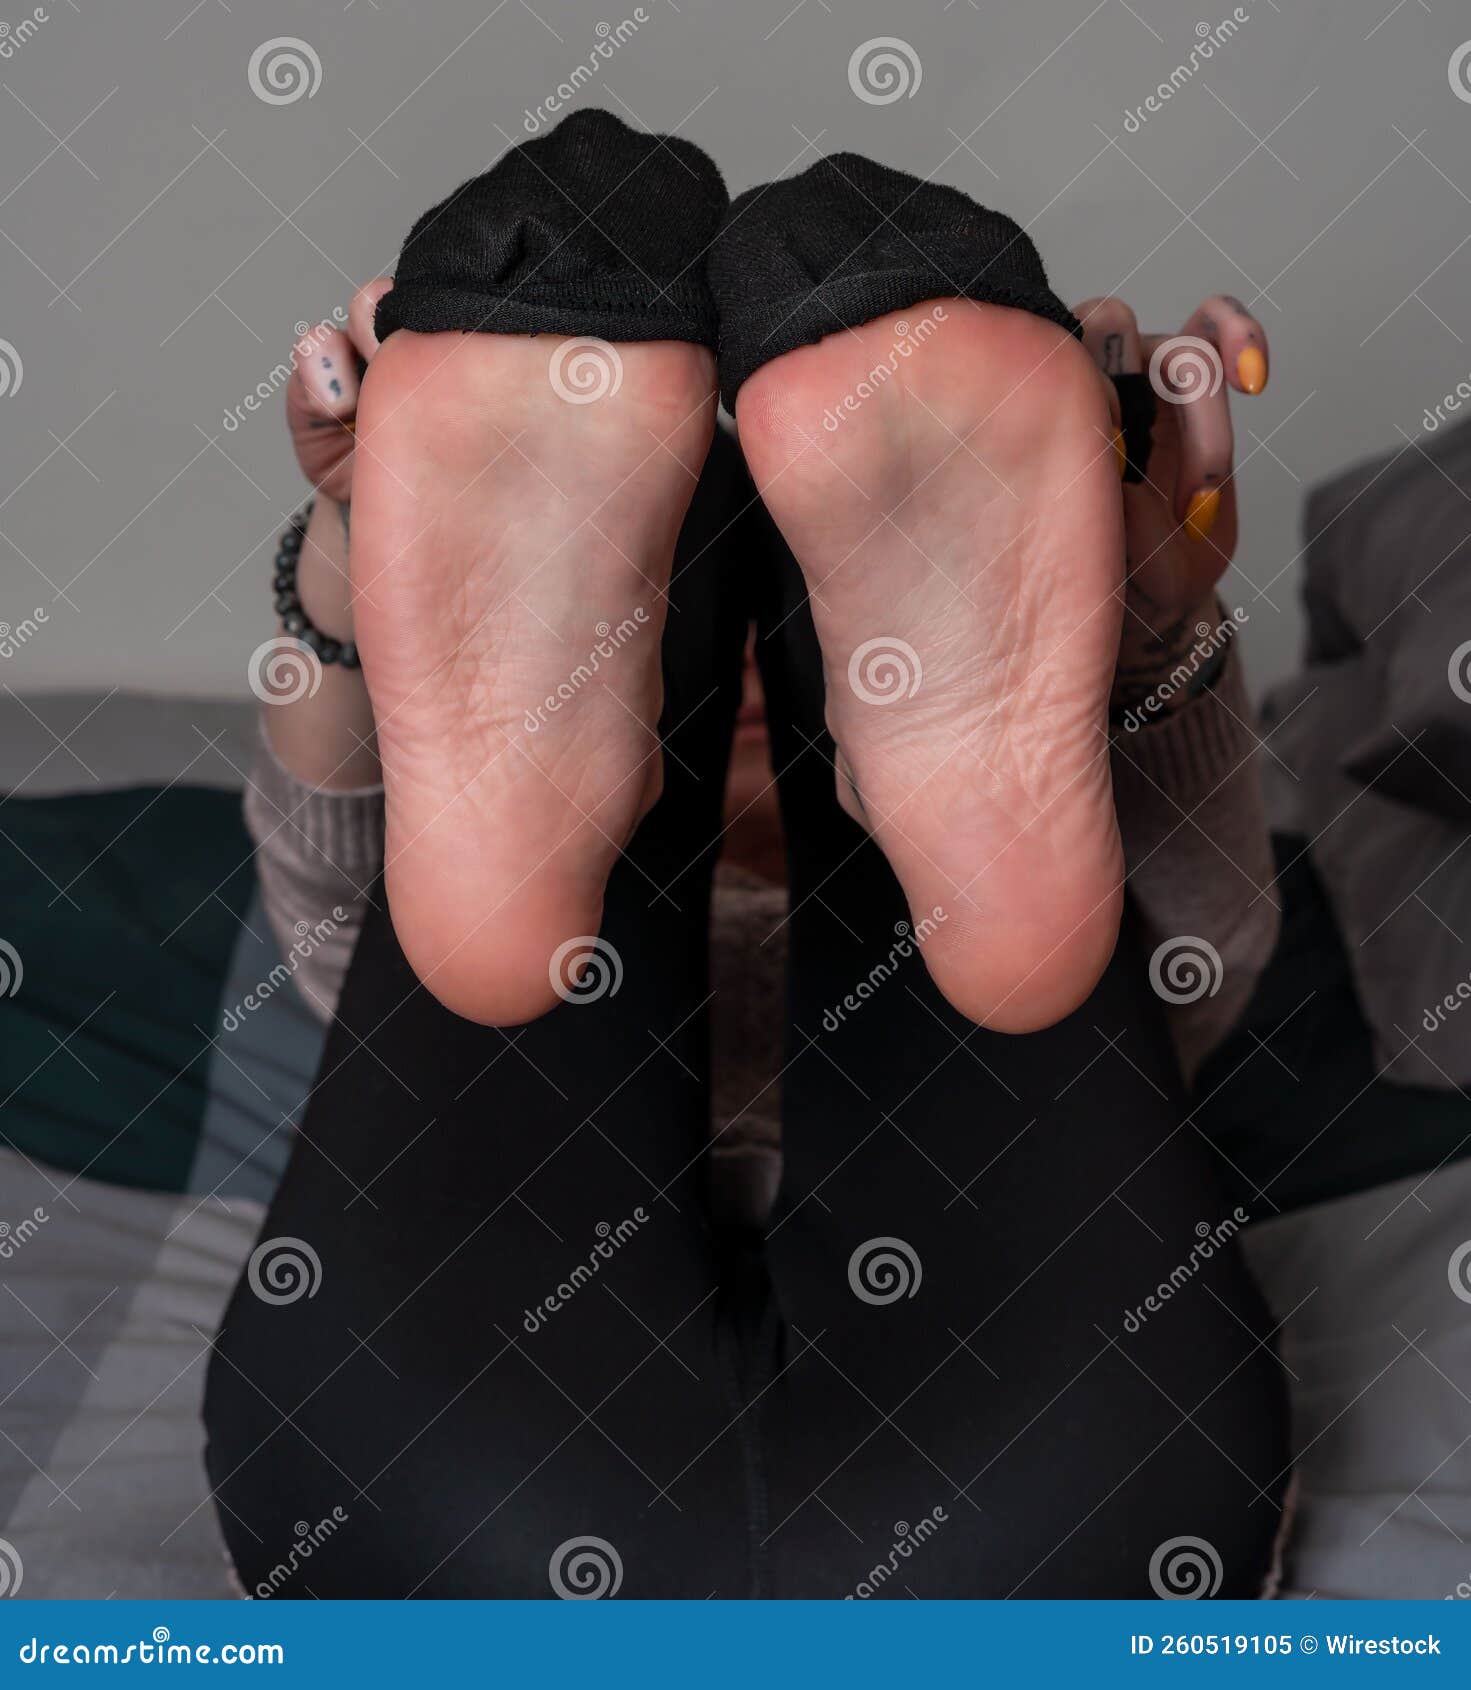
top-left (350, 329), bottom-right (716, 1025)
top-left (736, 299), bottom-right (1126, 1032)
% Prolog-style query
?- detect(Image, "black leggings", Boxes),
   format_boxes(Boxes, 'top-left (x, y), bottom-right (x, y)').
top-left (204, 429), bottom-right (1288, 1598)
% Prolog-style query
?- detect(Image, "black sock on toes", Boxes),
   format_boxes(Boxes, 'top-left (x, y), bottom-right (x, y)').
top-left (376, 108), bottom-right (728, 347)
top-left (707, 153), bottom-right (1079, 411)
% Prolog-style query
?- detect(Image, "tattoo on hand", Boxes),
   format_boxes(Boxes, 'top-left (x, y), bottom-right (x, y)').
top-left (1111, 607), bottom-right (1217, 714)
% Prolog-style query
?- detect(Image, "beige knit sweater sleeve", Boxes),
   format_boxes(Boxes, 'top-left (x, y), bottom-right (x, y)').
top-left (242, 727), bottom-right (384, 1026)
top-left (1108, 643), bottom-right (1280, 1082)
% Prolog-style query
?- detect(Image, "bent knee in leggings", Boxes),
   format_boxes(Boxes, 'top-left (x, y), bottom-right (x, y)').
top-left (744, 911), bottom-right (1287, 1598)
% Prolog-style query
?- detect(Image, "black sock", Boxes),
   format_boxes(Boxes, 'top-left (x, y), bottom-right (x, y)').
top-left (375, 109), bottom-right (727, 347)
top-left (706, 152), bottom-right (1079, 411)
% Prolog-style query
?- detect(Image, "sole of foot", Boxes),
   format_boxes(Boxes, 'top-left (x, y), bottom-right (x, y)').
top-left (353, 328), bottom-right (717, 1025)
top-left (737, 299), bottom-right (1125, 1033)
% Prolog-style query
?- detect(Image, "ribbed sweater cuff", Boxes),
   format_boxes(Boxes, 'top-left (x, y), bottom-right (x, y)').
top-left (244, 720), bottom-right (385, 882)
top-left (1111, 641), bottom-right (1254, 803)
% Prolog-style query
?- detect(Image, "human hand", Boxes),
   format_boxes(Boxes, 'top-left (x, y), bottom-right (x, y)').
top-left (1073, 292), bottom-right (1268, 712)
top-left (285, 277), bottom-right (392, 506)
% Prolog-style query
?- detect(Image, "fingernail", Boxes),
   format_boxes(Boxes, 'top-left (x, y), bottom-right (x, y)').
top-left (1112, 427), bottom-right (1127, 478)
top-left (1184, 487), bottom-right (1221, 543)
top-left (1237, 345), bottom-right (1267, 395)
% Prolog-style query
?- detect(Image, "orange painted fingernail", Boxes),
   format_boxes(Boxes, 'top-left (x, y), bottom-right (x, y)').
top-left (1112, 427), bottom-right (1126, 477)
top-left (1237, 345), bottom-right (1267, 394)
top-left (1184, 487), bottom-right (1221, 543)
top-left (342, 419), bottom-right (356, 434)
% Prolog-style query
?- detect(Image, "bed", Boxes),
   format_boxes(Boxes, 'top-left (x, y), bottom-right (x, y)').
top-left (1, 690), bottom-right (1466, 1598)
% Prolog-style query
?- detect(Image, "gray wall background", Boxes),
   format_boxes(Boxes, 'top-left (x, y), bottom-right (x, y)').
top-left (1, 0), bottom-right (1467, 699)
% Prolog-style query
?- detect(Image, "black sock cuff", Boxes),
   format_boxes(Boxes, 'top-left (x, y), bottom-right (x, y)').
top-left (376, 110), bottom-right (728, 348)
top-left (707, 153), bottom-right (1080, 411)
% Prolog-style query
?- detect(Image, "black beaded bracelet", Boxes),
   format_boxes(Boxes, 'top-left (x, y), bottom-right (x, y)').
top-left (271, 502), bottom-right (360, 669)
